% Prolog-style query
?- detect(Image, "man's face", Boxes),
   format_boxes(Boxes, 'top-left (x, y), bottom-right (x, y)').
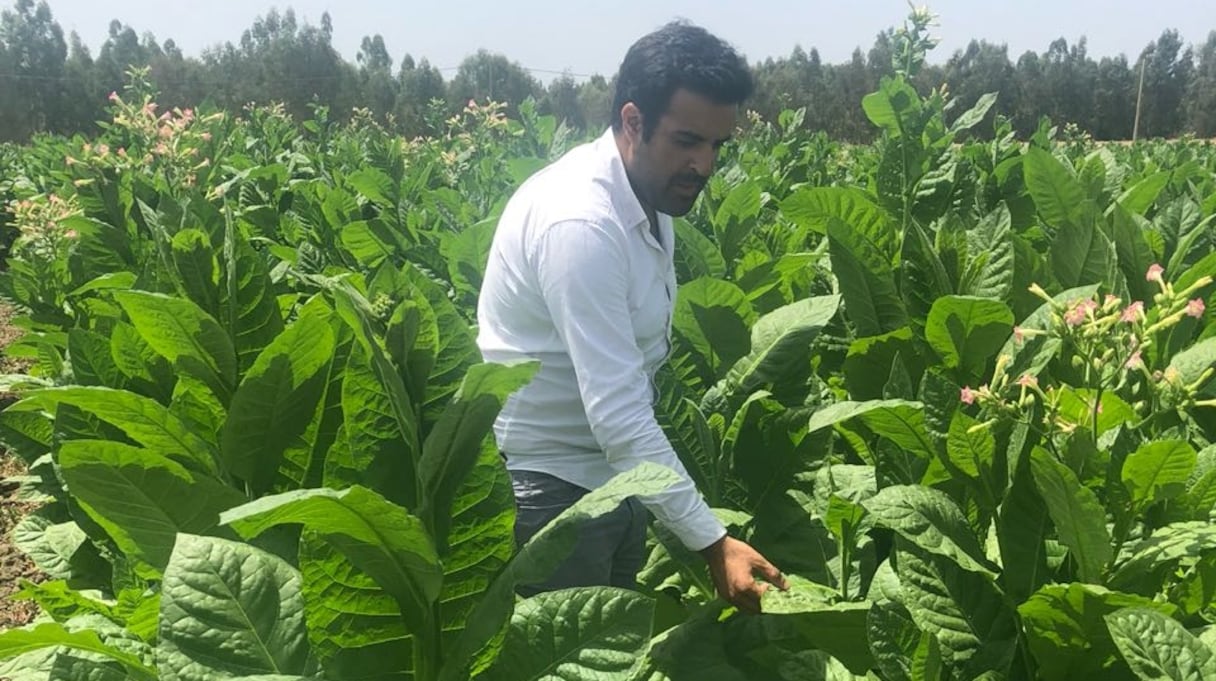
top-left (626, 88), bottom-right (737, 217)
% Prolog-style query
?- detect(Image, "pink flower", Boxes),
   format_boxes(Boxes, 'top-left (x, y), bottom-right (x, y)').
top-left (1017, 374), bottom-right (1038, 388)
top-left (960, 386), bottom-right (977, 405)
top-left (1187, 298), bottom-right (1206, 318)
top-left (1126, 350), bottom-right (1143, 369)
top-left (1146, 263), bottom-right (1165, 283)
top-left (64, 229), bottom-right (78, 239)
top-left (1064, 305), bottom-right (1087, 327)
top-left (1121, 301), bottom-right (1145, 323)
top-left (1013, 326), bottom-right (1025, 343)
top-left (108, 91), bottom-right (119, 102)
top-left (201, 132), bottom-right (212, 142)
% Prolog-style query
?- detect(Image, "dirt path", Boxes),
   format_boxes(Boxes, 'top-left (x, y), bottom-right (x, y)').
top-left (0, 303), bottom-right (42, 631)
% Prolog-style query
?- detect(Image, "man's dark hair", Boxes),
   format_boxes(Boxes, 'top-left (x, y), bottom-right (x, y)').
top-left (611, 20), bottom-right (753, 139)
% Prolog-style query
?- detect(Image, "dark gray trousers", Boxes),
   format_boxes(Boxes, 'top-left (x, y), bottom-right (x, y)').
top-left (509, 468), bottom-right (648, 596)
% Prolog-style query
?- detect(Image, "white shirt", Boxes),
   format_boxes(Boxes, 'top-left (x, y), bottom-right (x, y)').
top-left (476, 127), bottom-right (727, 552)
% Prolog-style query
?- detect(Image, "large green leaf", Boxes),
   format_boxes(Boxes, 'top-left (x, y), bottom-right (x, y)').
top-left (57, 440), bottom-right (245, 574)
top-left (479, 587), bottom-right (655, 681)
top-left (1109, 523), bottom-right (1216, 595)
top-left (401, 264), bottom-right (481, 433)
top-left (0, 622), bottom-right (156, 680)
top-left (1053, 212), bottom-right (1117, 290)
top-left (442, 463), bottom-right (681, 681)
top-left (1122, 440), bottom-right (1197, 513)
top-left (723, 391), bottom-right (799, 509)
top-left (718, 294), bottom-right (840, 398)
top-left (1024, 147), bottom-right (1089, 234)
top-left (893, 540), bottom-right (1018, 677)
top-left (924, 296), bottom-right (1013, 383)
top-left (220, 486), bottom-right (442, 640)
top-left (844, 327), bottom-right (919, 401)
top-left (1105, 608), bottom-right (1216, 681)
top-left (997, 451), bottom-right (1052, 603)
top-left (780, 187), bottom-right (895, 259)
top-left (673, 219), bottom-right (727, 282)
top-left (417, 360), bottom-right (538, 551)
top-left (157, 534), bottom-right (313, 681)
top-left (1030, 448), bottom-right (1113, 583)
top-left (343, 220), bottom-right (404, 269)
top-left (220, 234), bottom-right (285, 374)
top-left (808, 400), bottom-right (936, 462)
top-left (9, 386), bottom-right (219, 476)
top-left (900, 219), bottom-right (954, 326)
top-left (627, 604), bottom-right (750, 681)
top-left (760, 577), bottom-right (875, 675)
top-left (827, 217), bottom-right (907, 337)
top-left (297, 532), bottom-right (411, 681)
top-left (1115, 171), bottom-right (1170, 215)
top-left (171, 228), bottom-right (221, 319)
top-left (1018, 583), bottom-right (1176, 681)
top-left (278, 329), bottom-right (352, 493)
top-left (67, 329), bottom-right (125, 389)
top-left (329, 282), bottom-right (421, 507)
top-left (1168, 338), bottom-right (1216, 396)
top-left (866, 599), bottom-right (944, 681)
top-left (862, 485), bottom-right (996, 576)
top-left (436, 437), bottom-right (518, 661)
top-left (672, 278), bottom-right (756, 383)
top-left (113, 290), bottom-right (237, 404)
top-left (441, 218), bottom-right (496, 299)
top-left (960, 203), bottom-right (1014, 301)
top-left (220, 298), bottom-right (337, 495)
top-left (713, 179), bottom-right (762, 264)
top-left (949, 92), bottom-right (998, 134)
top-left (1110, 205), bottom-right (1158, 304)
top-left (654, 370), bottom-right (718, 505)
top-left (862, 76), bottom-right (922, 139)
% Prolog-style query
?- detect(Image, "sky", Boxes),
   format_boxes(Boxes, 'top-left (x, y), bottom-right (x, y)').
top-left (35, 0), bottom-right (1216, 84)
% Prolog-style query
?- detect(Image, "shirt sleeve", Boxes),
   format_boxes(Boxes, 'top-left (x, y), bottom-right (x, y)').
top-left (530, 218), bottom-right (727, 552)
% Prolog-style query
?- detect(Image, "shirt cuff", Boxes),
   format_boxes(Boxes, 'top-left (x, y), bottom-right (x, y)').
top-left (663, 503), bottom-right (728, 552)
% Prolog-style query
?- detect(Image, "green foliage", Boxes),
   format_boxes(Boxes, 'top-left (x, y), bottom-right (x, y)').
top-left (3, 5), bottom-right (1216, 681)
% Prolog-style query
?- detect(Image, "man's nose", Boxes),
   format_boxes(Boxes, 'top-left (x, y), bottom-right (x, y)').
top-left (690, 145), bottom-right (716, 177)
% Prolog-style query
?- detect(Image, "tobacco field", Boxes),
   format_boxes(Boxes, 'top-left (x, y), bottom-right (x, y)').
top-left (1, 14), bottom-right (1216, 681)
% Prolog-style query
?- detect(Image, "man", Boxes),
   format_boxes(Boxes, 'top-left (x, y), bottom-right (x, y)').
top-left (476, 20), bottom-right (787, 614)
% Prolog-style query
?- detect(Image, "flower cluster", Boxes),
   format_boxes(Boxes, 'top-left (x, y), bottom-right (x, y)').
top-left (8, 193), bottom-right (82, 253)
top-left (99, 89), bottom-right (220, 189)
top-left (959, 264), bottom-right (1214, 436)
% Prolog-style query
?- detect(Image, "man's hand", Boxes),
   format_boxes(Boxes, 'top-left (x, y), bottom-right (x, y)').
top-left (699, 535), bottom-right (788, 615)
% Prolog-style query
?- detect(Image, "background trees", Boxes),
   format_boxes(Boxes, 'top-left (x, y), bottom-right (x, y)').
top-left (1, 0), bottom-right (1214, 143)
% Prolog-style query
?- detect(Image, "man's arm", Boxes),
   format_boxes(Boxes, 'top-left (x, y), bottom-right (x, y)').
top-left (531, 219), bottom-right (787, 611)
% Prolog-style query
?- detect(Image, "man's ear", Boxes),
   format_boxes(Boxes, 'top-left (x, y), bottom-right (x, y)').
top-left (620, 102), bottom-right (643, 141)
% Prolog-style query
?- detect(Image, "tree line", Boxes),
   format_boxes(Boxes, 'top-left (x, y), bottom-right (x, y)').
top-left (2, 0), bottom-right (1214, 144)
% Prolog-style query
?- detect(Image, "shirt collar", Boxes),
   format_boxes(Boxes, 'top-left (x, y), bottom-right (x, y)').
top-left (594, 127), bottom-right (650, 233)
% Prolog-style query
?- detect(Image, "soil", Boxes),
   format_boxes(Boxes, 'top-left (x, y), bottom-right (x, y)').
top-left (0, 302), bottom-right (42, 632)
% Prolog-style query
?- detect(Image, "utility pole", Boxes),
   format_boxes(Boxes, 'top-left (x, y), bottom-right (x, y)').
top-left (1133, 50), bottom-right (1148, 142)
